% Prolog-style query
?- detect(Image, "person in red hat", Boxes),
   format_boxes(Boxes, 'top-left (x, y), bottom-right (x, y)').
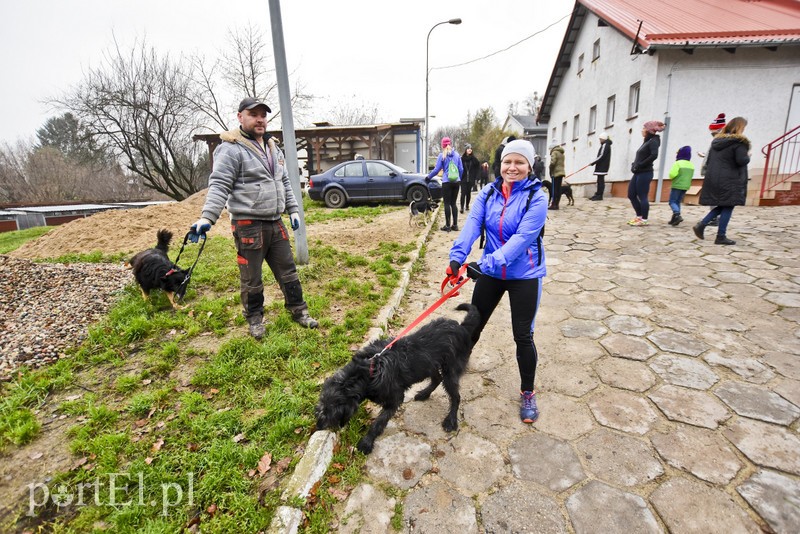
top-left (701, 113), bottom-right (726, 227)
top-left (426, 137), bottom-right (463, 231)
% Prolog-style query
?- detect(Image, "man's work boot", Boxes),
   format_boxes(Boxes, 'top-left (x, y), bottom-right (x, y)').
top-left (248, 316), bottom-right (265, 340)
top-left (292, 309), bottom-right (319, 329)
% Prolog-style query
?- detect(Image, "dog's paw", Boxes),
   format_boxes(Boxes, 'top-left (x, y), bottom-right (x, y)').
top-left (442, 417), bottom-right (458, 433)
top-left (356, 438), bottom-right (374, 454)
top-left (413, 391), bottom-right (432, 401)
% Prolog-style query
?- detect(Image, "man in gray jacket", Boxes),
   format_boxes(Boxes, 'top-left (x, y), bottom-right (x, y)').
top-left (190, 97), bottom-right (318, 339)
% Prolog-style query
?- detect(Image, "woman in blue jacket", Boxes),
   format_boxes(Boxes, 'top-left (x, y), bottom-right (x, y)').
top-left (427, 137), bottom-right (463, 231)
top-left (446, 139), bottom-right (548, 424)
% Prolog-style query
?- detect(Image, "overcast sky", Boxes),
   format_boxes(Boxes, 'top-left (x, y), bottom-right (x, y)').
top-left (0, 0), bottom-right (573, 144)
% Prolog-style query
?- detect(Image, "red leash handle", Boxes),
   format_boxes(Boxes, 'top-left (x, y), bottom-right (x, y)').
top-left (383, 265), bottom-right (469, 353)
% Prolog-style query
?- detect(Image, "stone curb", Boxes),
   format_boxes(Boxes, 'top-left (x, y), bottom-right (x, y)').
top-left (267, 207), bottom-right (439, 534)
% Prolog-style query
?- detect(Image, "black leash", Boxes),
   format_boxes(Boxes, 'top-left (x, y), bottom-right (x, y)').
top-left (173, 232), bottom-right (206, 301)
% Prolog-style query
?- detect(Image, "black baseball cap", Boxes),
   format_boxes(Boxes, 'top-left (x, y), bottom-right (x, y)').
top-left (238, 97), bottom-right (271, 113)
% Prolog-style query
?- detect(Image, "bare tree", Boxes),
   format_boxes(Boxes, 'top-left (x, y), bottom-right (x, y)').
top-left (320, 96), bottom-right (383, 126)
top-left (55, 37), bottom-right (209, 201)
top-left (189, 25), bottom-right (314, 133)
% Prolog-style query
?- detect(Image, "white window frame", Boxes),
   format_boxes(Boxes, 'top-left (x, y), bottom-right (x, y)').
top-left (593, 39), bottom-right (600, 61)
top-left (573, 114), bottom-right (580, 141)
top-left (577, 53), bottom-right (585, 75)
top-left (628, 82), bottom-right (641, 119)
top-left (588, 105), bottom-right (597, 134)
top-left (561, 121), bottom-right (567, 144)
top-left (606, 95), bottom-right (616, 127)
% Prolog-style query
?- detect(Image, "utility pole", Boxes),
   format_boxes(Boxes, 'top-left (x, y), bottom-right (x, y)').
top-left (268, 0), bottom-right (308, 264)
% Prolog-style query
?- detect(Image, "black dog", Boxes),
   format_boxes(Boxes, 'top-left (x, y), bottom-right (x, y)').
top-left (541, 180), bottom-right (574, 206)
top-left (315, 303), bottom-right (481, 454)
top-left (129, 229), bottom-right (189, 309)
top-left (409, 199), bottom-right (439, 227)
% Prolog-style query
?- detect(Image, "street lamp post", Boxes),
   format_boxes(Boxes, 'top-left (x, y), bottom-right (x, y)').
top-left (425, 17), bottom-right (461, 173)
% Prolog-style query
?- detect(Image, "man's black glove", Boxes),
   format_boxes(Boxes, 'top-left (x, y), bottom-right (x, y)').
top-left (466, 261), bottom-right (482, 280)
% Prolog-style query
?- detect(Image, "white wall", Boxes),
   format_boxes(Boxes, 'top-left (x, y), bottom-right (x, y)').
top-left (548, 10), bottom-right (800, 191)
top-left (547, 11), bottom-right (659, 184)
top-left (653, 46), bottom-right (800, 187)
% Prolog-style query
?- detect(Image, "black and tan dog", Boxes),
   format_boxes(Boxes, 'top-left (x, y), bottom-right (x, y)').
top-left (408, 199), bottom-right (439, 227)
top-left (129, 229), bottom-right (189, 309)
top-left (315, 303), bottom-right (480, 454)
top-left (542, 180), bottom-right (575, 206)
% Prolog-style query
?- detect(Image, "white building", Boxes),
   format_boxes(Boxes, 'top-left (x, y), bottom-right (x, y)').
top-left (538, 0), bottom-right (800, 204)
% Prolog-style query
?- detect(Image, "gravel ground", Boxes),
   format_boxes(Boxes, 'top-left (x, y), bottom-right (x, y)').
top-left (0, 255), bottom-right (131, 381)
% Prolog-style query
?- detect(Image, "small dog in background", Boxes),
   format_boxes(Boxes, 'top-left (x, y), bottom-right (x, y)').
top-left (409, 199), bottom-right (439, 227)
top-left (541, 180), bottom-right (574, 206)
top-left (129, 229), bottom-right (189, 309)
top-left (315, 303), bottom-right (480, 454)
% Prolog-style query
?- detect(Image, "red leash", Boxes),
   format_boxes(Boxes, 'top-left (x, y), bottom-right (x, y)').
top-left (370, 264), bottom-right (469, 370)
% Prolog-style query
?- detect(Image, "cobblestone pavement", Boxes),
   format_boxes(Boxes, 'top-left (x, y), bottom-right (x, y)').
top-left (337, 198), bottom-right (800, 534)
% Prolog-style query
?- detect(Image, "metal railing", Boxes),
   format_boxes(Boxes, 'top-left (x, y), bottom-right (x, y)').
top-left (760, 124), bottom-right (800, 200)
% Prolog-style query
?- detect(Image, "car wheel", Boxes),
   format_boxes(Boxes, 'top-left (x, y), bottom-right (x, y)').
top-left (407, 185), bottom-right (428, 203)
top-left (324, 189), bottom-right (347, 209)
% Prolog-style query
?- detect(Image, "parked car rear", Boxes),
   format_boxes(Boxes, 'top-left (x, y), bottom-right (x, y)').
top-left (308, 160), bottom-right (442, 209)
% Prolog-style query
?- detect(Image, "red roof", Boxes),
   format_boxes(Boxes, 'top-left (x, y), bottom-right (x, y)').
top-left (580, 0), bottom-right (800, 48)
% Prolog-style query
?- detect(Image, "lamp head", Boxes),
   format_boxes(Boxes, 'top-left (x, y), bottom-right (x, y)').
top-left (449, 18), bottom-right (462, 24)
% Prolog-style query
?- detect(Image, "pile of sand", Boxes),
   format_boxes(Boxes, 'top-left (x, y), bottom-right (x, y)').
top-left (8, 191), bottom-right (418, 260)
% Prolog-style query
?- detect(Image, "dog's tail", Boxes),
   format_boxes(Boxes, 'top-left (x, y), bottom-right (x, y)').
top-left (455, 303), bottom-right (481, 337)
top-left (156, 229), bottom-right (174, 253)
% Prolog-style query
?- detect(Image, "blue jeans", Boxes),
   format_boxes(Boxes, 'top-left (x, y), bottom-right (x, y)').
top-left (701, 206), bottom-right (734, 236)
top-left (628, 171), bottom-right (654, 219)
top-left (669, 189), bottom-right (686, 214)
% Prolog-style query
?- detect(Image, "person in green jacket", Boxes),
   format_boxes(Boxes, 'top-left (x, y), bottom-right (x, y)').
top-left (548, 140), bottom-right (566, 210)
top-left (667, 145), bottom-right (694, 226)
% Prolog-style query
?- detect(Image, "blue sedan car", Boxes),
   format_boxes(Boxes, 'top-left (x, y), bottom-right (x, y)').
top-left (308, 159), bottom-right (442, 209)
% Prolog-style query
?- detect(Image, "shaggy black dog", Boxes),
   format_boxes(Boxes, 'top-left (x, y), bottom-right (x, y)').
top-left (541, 179), bottom-right (574, 206)
top-left (408, 199), bottom-right (439, 227)
top-left (129, 229), bottom-right (189, 309)
top-left (316, 303), bottom-right (481, 454)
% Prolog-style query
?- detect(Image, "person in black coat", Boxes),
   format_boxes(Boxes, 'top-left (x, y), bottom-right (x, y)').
top-left (589, 133), bottom-right (612, 200)
top-left (627, 121), bottom-right (665, 225)
top-left (492, 135), bottom-right (516, 180)
top-left (693, 117), bottom-right (750, 245)
top-left (532, 155), bottom-right (545, 180)
top-left (460, 144), bottom-right (481, 211)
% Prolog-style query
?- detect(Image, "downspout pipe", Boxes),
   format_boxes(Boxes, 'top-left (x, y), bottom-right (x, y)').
top-left (655, 63), bottom-right (679, 203)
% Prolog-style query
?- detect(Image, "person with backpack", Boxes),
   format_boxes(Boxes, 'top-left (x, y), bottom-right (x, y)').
top-left (426, 137), bottom-right (463, 231)
top-left (460, 143), bottom-right (481, 212)
top-left (445, 139), bottom-right (548, 424)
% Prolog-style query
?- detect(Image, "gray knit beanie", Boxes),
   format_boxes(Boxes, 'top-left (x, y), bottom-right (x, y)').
top-left (501, 139), bottom-right (537, 170)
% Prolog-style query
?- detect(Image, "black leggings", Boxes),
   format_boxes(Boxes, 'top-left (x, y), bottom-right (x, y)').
top-left (460, 181), bottom-right (472, 210)
top-left (628, 171), bottom-right (654, 219)
top-left (471, 276), bottom-right (541, 392)
top-left (441, 182), bottom-right (459, 227)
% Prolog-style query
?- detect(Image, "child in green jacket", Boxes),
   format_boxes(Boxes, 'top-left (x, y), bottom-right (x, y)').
top-left (668, 146), bottom-right (694, 226)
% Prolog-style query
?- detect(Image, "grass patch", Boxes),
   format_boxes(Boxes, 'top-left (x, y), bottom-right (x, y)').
top-left (3, 206), bottom-right (418, 532)
top-left (0, 226), bottom-right (54, 254)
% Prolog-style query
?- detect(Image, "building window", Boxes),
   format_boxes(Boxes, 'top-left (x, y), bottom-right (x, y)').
top-left (573, 115), bottom-right (580, 141)
top-left (628, 82), bottom-right (640, 118)
top-left (606, 95), bottom-right (616, 127)
top-left (577, 53), bottom-right (585, 75)
top-left (593, 39), bottom-right (601, 61)
top-left (561, 121), bottom-right (567, 144)
top-left (552, 127), bottom-right (557, 141)
top-left (589, 106), bottom-right (597, 134)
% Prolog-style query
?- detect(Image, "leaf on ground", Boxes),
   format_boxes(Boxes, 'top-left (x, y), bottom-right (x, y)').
top-left (206, 503), bottom-right (218, 516)
top-left (329, 488), bottom-right (350, 502)
top-left (71, 457), bottom-right (88, 470)
top-left (142, 379), bottom-right (152, 385)
top-left (152, 437), bottom-right (164, 452)
top-left (327, 475), bottom-right (341, 484)
top-left (29, 452), bottom-right (43, 460)
top-left (232, 433), bottom-right (246, 443)
top-left (275, 456), bottom-right (291, 473)
top-left (187, 443), bottom-right (200, 452)
top-left (145, 457), bottom-right (153, 465)
top-left (257, 451), bottom-right (272, 475)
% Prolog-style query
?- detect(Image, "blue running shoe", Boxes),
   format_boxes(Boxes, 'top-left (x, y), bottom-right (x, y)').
top-left (520, 390), bottom-right (539, 423)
